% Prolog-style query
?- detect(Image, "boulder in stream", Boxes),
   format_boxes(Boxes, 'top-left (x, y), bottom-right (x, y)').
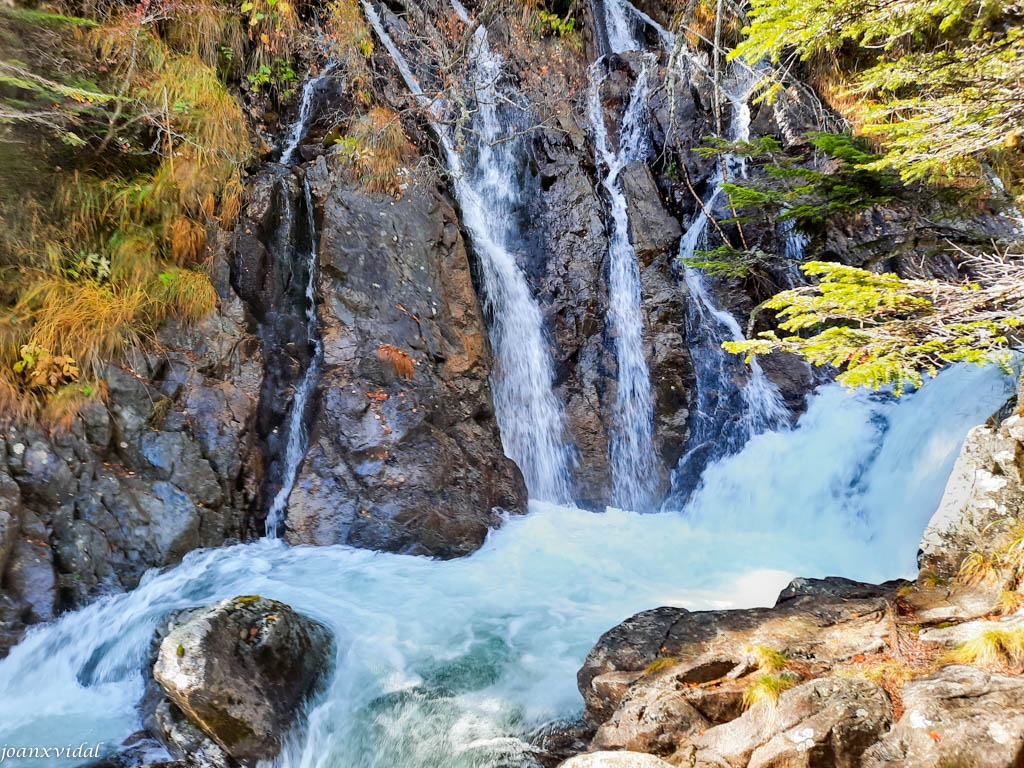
top-left (152, 595), bottom-right (333, 764)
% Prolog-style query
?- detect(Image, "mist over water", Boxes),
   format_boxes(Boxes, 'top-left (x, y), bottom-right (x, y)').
top-left (0, 363), bottom-right (1011, 766)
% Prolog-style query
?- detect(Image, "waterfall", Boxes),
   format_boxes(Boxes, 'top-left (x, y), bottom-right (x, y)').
top-left (265, 179), bottom-right (323, 537)
top-left (0, 363), bottom-right (1011, 767)
top-left (599, 0), bottom-right (675, 53)
top-left (362, 3), bottom-right (574, 503)
top-left (587, 60), bottom-right (661, 510)
top-left (280, 65), bottom-right (338, 165)
top-left (666, 73), bottom-right (790, 504)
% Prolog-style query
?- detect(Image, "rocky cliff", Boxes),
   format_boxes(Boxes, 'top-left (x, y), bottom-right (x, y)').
top-left (0, 236), bottom-right (264, 656)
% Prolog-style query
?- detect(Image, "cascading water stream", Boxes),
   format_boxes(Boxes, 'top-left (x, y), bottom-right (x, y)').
top-left (362, 3), bottom-right (574, 503)
top-left (587, 60), bottom-right (661, 509)
top-left (0, 364), bottom-right (1012, 767)
top-left (265, 179), bottom-right (323, 537)
top-left (599, 0), bottom-right (675, 51)
top-left (280, 64), bottom-right (339, 164)
top-left (666, 74), bottom-right (790, 504)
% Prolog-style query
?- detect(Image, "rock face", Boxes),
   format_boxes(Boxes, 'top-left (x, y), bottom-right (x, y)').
top-left (152, 596), bottom-right (333, 764)
top-left (903, 403), bottom-right (1024, 622)
top-left (862, 666), bottom-right (1024, 768)
top-left (919, 412), bottom-right (1024, 581)
top-left (282, 162), bottom-right (526, 557)
top-left (0, 238), bottom-right (263, 657)
top-left (686, 677), bottom-right (892, 768)
top-left (578, 580), bottom-right (896, 725)
top-left (528, 52), bottom-right (701, 508)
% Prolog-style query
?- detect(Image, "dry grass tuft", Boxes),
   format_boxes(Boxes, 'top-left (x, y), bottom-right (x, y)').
top-left (742, 673), bottom-right (796, 712)
top-left (748, 644), bottom-right (789, 673)
top-left (152, 266), bottom-right (219, 323)
top-left (949, 626), bottom-right (1024, 669)
top-left (168, 217), bottom-right (208, 265)
top-left (335, 108), bottom-right (413, 196)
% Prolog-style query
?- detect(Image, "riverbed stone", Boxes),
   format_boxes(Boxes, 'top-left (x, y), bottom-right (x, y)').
top-left (862, 665), bottom-right (1024, 768)
top-left (578, 580), bottom-right (896, 725)
top-left (683, 677), bottom-right (892, 768)
top-left (153, 595), bottom-right (333, 763)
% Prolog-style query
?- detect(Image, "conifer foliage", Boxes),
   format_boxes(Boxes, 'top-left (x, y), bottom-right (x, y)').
top-left (732, 0), bottom-right (1024, 188)
top-left (726, 255), bottom-right (1024, 395)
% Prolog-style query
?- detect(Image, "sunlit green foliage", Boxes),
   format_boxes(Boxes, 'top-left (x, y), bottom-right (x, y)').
top-left (699, 133), bottom-right (904, 232)
top-left (731, 0), bottom-right (1024, 189)
top-left (725, 260), bottom-right (1023, 395)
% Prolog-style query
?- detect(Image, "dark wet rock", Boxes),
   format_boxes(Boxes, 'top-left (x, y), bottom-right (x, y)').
top-left (684, 677), bottom-right (892, 768)
top-left (4, 510), bottom-right (56, 623)
top-left (530, 125), bottom-right (615, 506)
top-left (619, 162), bottom-right (681, 266)
top-left (756, 352), bottom-right (816, 415)
top-left (775, 576), bottom-right (909, 605)
top-left (641, 251), bottom-right (695, 484)
top-left (862, 666), bottom-right (1024, 768)
top-left (77, 732), bottom-right (173, 768)
top-left (152, 596), bottom-right (333, 764)
top-left (282, 162), bottom-right (526, 557)
top-left (533, 719), bottom-right (596, 768)
top-left (149, 699), bottom-right (233, 768)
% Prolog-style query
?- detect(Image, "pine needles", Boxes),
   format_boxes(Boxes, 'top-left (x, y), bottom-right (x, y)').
top-left (726, 251), bottom-right (1024, 396)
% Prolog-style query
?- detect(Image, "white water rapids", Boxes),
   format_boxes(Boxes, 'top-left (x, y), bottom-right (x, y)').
top-left (0, 363), bottom-right (1013, 766)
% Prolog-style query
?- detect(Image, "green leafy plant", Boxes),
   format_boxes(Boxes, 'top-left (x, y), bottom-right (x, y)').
top-left (725, 255), bottom-right (1023, 395)
top-left (731, 0), bottom-right (1024, 191)
top-left (538, 9), bottom-right (575, 36)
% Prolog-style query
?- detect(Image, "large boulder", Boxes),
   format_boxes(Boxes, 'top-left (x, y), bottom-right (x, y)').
top-left (282, 161), bottom-right (526, 557)
top-left (684, 677), bottom-right (892, 768)
top-left (590, 658), bottom-right (743, 755)
top-left (918, 414), bottom-right (1024, 580)
top-left (862, 665), bottom-right (1024, 768)
top-left (153, 596), bottom-right (333, 763)
top-left (905, 410), bottom-right (1024, 622)
top-left (578, 579), bottom-right (897, 724)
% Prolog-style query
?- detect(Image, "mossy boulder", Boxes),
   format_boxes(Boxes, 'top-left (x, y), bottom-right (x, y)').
top-left (153, 595), bottom-right (333, 763)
